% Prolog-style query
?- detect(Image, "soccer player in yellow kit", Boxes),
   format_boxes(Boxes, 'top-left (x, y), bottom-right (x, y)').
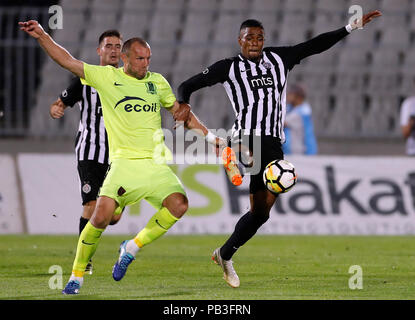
top-left (19, 20), bottom-right (224, 294)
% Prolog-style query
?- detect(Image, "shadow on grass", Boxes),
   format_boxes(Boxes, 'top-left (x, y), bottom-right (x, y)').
top-left (41, 290), bottom-right (195, 300)
top-left (6, 273), bottom-right (51, 278)
top-left (2, 292), bottom-right (63, 300)
top-left (86, 290), bottom-right (194, 300)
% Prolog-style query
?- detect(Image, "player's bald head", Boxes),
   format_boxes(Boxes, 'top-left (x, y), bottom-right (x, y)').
top-left (122, 37), bottom-right (150, 56)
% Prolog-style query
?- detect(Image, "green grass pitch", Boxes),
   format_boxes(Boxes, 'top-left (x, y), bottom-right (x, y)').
top-left (1, 235), bottom-right (415, 300)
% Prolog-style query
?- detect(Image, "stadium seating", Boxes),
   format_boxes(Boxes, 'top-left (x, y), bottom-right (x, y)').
top-left (119, 0), bottom-right (154, 40)
top-left (171, 0), bottom-right (215, 83)
top-left (379, 0), bottom-right (411, 14)
top-left (29, 0), bottom-right (91, 137)
top-left (284, 0), bottom-right (314, 12)
top-left (148, 0), bottom-right (185, 72)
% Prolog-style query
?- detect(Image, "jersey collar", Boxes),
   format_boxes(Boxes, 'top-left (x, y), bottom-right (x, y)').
top-left (120, 68), bottom-right (151, 81)
top-left (238, 53), bottom-right (264, 66)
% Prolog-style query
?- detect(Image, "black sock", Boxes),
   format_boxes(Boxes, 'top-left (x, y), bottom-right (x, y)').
top-left (220, 211), bottom-right (268, 260)
top-left (79, 216), bottom-right (89, 235)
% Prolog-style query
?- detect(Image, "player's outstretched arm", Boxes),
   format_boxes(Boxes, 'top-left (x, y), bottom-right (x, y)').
top-left (280, 10), bottom-right (382, 70)
top-left (49, 98), bottom-right (67, 119)
top-left (18, 20), bottom-right (84, 79)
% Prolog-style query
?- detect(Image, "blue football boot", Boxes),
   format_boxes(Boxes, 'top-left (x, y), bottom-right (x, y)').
top-left (112, 240), bottom-right (135, 281)
top-left (62, 280), bottom-right (81, 295)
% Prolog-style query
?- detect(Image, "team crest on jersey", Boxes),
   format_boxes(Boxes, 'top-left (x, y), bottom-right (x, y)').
top-left (262, 61), bottom-right (272, 69)
top-left (146, 82), bottom-right (157, 95)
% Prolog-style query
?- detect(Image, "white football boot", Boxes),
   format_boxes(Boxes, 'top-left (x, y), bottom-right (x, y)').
top-left (212, 248), bottom-right (240, 288)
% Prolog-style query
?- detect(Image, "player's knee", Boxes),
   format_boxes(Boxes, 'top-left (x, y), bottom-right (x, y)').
top-left (90, 212), bottom-right (110, 229)
top-left (171, 197), bottom-right (188, 218)
top-left (163, 193), bottom-right (188, 218)
top-left (176, 201), bottom-right (188, 218)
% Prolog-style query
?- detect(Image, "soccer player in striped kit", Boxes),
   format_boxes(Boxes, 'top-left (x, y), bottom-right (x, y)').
top-left (178, 11), bottom-right (381, 288)
top-left (49, 30), bottom-right (123, 274)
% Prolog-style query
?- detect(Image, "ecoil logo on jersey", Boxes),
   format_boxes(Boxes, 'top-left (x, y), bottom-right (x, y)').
top-left (248, 75), bottom-right (274, 90)
top-left (114, 96), bottom-right (158, 113)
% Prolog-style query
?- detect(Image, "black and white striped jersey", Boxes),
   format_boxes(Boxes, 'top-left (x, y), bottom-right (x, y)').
top-left (60, 78), bottom-right (109, 164)
top-left (178, 26), bottom-right (350, 142)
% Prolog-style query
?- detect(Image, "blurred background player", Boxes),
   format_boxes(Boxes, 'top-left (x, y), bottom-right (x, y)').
top-left (49, 30), bottom-right (123, 274)
top-left (18, 19), bottom-right (224, 295)
top-left (400, 83), bottom-right (415, 156)
top-left (283, 83), bottom-right (318, 155)
top-left (178, 11), bottom-right (381, 288)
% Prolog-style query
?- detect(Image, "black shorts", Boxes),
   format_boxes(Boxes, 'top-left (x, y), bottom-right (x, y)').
top-left (230, 134), bottom-right (284, 194)
top-left (77, 160), bottom-right (110, 205)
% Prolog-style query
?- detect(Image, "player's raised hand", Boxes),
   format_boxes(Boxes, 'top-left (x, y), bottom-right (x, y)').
top-left (18, 20), bottom-right (46, 39)
top-left (351, 10), bottom-right (382, 29)
top-left (49, 99), bottom-right (66, 119)
top-left (362, 10), bottom-right (382, 26)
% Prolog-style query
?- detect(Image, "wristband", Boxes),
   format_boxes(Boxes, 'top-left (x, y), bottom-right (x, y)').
top-left (205, 131), bottom-right (217, 144)
top-left (345, 24), bottom-right (354, 33)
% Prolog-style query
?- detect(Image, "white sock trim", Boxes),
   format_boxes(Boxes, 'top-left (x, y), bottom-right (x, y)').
top-left (126, 239), bottom-right (140, 256)
top-left (69, 274), bottom-right (84, 286)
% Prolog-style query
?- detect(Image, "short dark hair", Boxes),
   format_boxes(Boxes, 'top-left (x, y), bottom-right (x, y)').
top-left (240, 19), bottom-right (264, 31)
top-left (98, 30), bottom-right (122, 45)
top-left (121, 37), bottom-right (149, 55)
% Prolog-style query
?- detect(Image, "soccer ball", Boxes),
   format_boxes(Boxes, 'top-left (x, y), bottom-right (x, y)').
top-left (263, 159), bottom-right (297, 194)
